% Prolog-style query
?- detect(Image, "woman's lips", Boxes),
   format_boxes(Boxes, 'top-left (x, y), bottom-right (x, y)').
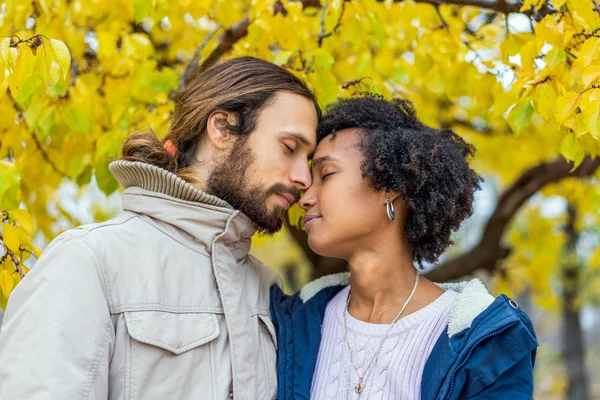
top-left (304, 214), bottom-right (322, 229)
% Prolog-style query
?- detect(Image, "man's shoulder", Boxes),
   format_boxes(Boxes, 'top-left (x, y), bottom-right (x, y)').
top-left (246, 255), bottom-right (284, 289)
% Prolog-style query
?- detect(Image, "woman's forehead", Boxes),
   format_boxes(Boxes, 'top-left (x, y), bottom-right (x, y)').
top-left (313, 128), bottom-right (363, 159)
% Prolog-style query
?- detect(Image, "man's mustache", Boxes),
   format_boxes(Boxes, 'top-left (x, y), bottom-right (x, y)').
top-left (267, 183), bottom-right (300, 204)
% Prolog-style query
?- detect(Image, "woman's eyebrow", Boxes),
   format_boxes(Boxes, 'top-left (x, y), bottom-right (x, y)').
top-left (311, 155), bottom-right (341, 169)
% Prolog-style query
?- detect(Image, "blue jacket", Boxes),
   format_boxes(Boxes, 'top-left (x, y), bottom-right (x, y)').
top-left (270, 273), bottom-right (538, 399)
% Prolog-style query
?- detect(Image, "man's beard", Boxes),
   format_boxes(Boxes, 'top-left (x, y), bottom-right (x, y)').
top-left (205, 138), bottom-right (299, 235)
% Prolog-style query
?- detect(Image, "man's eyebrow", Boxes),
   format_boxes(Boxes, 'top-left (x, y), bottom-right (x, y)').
top-left (280, 131), bottom-right (313, 147)
top-left (311, 156), bottom-right (341, 168)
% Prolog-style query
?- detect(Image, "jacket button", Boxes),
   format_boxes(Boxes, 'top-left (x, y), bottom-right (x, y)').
top-left (229, 392), bottom-right (233, 399)
top-left (508, 299), bottom-right (519, 309)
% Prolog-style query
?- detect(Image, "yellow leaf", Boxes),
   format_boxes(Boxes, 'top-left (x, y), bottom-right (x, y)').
top-left (32, 246), bottom-right (43, 258)
top-left (2, 223), bottom-right (19, 253)
top-left (582, 65), bottom-right (600, 87)
top-left (49, 39), bottom-right (71, 82)
top-left (578, 38), bottom-right (600, 65)
top-left (17, 226), bottom-right (32, 250)
top-left (0, 38), bottom-right (11, 66)
top-left (287, 202), bottom-right (306, 230)
top-left (585, 104), bottom-right (600, 139)
top-left (535, 84), bottom-right (557, 120)
top-left (35, 45), bottom-right (59, 90)
top-left (0, 269), bottom-right (14, 299)
top-left (560, 133), bottom-right (583, 162)
top-left (9, 209), bottom-right (33, 236)
top-left (555, 92), bottom-right (580, 123)
top-left (0, 67), bottom-right (8, 99)
top-left (9, 45), bottom-right (37, 108)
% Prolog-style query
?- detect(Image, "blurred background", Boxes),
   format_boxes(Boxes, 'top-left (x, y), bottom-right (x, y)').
top-left (0, 0), bottom-right (599, 398)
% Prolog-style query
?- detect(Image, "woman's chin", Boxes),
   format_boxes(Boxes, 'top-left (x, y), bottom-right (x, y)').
top-left (307, 235), bottom-right (336, 259)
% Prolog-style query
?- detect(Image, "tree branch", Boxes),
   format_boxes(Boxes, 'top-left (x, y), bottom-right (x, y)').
top-left (0, 231), bottom-right (26, 278)
top-left (449, 118), bottom-right (512, 135)
top-left (318, 0), bottom-right (349, 47)
top-left (181, 24), bottom-right (223, 88)
top-left (377, 0), bottom-right (557, 20)
top-left (425, 156), bottom-right (600, 282)
top-left (195, 18), bottom-right (250, 78)
top-left (31, 130), bottom-right (67, 178)
top-left (181, 0), bottom-right (324, 81)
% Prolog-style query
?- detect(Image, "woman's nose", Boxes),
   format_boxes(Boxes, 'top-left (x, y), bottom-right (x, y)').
top-left (299, 187), bottom-right (316, 211)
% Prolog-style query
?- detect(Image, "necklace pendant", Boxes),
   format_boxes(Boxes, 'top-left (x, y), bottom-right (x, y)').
top-left (355, 382), bottom-right (363, 394)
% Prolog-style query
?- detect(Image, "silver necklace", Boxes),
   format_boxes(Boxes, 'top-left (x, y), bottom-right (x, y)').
top-left (343, 272), bottom-right (420, 395)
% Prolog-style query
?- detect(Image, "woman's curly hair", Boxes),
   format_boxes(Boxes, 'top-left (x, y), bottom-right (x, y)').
top-left (317, 94), bottom-right (483, 267)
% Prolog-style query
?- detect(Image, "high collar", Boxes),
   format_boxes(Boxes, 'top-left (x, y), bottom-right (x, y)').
top-left (109, 160), bottom-right (257, 259)
top-left (110, 160), bottom-right (232, 208)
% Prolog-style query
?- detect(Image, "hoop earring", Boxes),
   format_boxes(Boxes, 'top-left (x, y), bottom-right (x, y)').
top-left (386, 197), bottom-right (395, 221)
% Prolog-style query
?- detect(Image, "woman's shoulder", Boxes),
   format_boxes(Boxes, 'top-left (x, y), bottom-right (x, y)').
top-left (437, 278), bottom-right (536, 340)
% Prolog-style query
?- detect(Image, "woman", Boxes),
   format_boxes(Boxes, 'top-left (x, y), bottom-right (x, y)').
top-left (271, 95), bottom-right (538, 400)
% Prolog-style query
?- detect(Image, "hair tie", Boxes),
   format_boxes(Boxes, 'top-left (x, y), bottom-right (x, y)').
top-left (163, 140), bottom-right (178, 157)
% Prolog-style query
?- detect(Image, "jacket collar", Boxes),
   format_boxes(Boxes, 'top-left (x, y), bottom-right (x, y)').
top-left (110, 160), bottom-right (232, 208)
top-left (110, 160), bottom-right (256, 259)
top-left (298, 272), bottom-right (495, 338)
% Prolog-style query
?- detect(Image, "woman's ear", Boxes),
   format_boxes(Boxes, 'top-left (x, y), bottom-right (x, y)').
top-left (384, 192), bottom-right (403, 205)
top-left (206, 111), bottom-right (235, 150)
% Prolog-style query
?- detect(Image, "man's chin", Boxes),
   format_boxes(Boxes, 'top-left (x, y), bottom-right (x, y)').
top-left (254, 218), bottom-right (284, 236)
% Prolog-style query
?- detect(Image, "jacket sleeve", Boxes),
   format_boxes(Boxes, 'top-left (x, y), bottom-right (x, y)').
top-left (0, 233), bottom-right (114, 400)
top-left (467, 351), bottom-right (536, 400)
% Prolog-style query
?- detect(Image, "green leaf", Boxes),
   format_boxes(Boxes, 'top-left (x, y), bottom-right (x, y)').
top-left (76, 165), bottom-right (93, 186)
top-left (311, 48), bottom-right (335, 71)
top-left (134, 0), bottom-right (154, 23)
top-left (560, 133), bottom-right (582, 162)
top-left (274, 50), bottom-right (293, 66)
top-left (9, 46), bottom-right (38, 109)
top-left (152, 67), bottom-right (179, 94)
top-left (508, 100), bottom-right (534, 136)
top-left (0, 161), bottom-right (21, 210)
top-left (66, 152), bottom-right (92, 178)
top-left (95, 162), bottom-right (119, 196)
top-left (65, 103), bottom-right (95, 134)
top-left (24, 93), bottom-right (48, 130)
top-left (37, 107), bottom-right (58, 140)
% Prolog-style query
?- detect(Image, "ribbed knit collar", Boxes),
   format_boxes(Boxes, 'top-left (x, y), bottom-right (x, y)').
top-left (109, 160), bottom-right (233, 209)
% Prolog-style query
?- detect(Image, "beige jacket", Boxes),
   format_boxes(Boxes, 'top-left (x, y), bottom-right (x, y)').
top-left (0, 161), bottom-right (281, 400)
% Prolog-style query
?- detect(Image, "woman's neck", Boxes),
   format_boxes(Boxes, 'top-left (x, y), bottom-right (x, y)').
top-left (346, 238), bottom-right (420, 324)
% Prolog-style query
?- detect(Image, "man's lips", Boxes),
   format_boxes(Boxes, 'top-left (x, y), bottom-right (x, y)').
top-left (304, 214), bottom-right (322, 229)
top-left (275, 193), bottom-right (296, 208)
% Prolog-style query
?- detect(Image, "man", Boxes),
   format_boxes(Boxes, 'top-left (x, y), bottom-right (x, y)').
top-left (0, 57), bottom-right (320, 400)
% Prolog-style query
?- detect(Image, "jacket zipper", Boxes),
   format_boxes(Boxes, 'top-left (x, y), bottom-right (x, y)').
top-left (443, 321), bottom-right (518, 400)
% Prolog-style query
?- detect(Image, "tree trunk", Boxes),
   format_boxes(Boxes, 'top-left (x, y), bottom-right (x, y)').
top-left (562, 205), bottom-right (589, 400)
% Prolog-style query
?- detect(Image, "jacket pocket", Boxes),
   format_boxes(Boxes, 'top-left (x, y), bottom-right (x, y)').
top-left (124, 311), bottom-right (220, 400)
top-left (257, 314), bottom-right (277, 400)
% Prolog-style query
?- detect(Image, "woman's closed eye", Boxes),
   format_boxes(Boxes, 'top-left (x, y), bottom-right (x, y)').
top-left (321, 172), bottom-right (334, 181)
